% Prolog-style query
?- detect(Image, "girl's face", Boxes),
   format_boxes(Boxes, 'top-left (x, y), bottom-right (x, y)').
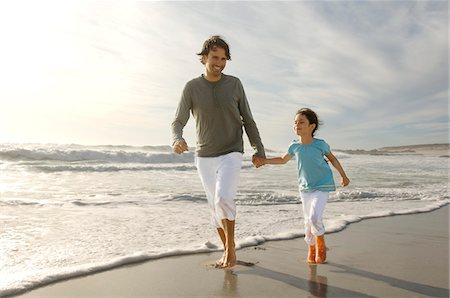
top-left (293, 114), bottom-right (316, 137)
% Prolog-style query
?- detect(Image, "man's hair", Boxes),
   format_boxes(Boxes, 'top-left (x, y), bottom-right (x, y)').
top-left (197, 35), bottom-right (231, 64)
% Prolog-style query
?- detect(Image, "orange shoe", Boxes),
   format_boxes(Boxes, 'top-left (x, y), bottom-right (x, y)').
top-left (307, 245), bottom-right (316, 263)
top-left (315, 235), bottom-right (327, 264)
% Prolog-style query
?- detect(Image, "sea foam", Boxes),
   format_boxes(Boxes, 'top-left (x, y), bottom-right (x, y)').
top-left (1, 143), bottom-right (448, 296)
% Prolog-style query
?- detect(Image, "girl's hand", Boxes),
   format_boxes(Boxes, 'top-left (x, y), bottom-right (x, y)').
top-left (341, 176), bottom-right (350, 187)
top-left (252, 156), bottom-right (265, 168)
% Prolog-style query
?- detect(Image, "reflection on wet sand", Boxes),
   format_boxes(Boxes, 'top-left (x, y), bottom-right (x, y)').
top-left (308, 264), bottom-right (328, 297)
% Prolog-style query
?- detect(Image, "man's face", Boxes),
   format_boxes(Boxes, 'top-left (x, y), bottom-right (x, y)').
top-left (202, 47), bottom-right (227, 78)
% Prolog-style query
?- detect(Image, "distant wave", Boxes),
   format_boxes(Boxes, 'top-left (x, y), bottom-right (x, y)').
top-left (238, 190), bottom-right (447, 206)
top-left (235, 192), bottom-right (300, 206)
top-left (330, 189), bottom-right (448, 202)
top-left (32, 164), bottom-right (197, 173)
top-left (0, 144), bottom-right (264, 173)
top-left (331, 190), bottom-right (397, 202)
top-left (235, 190), bottom-right (425, 206)
top-left (71, 199), bottom-right (141, 207)
top-left (0, 199), bottom-right (43, 207)
top-left (0, 147), bottom-right (195, 164)
top-left (163, 194), bottom-right (207, 203)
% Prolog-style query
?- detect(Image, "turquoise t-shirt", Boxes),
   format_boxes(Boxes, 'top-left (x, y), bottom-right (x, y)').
top-left (288, 138), bottom-right (336, 193)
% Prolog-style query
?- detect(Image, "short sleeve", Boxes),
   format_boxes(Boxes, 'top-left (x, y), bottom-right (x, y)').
top-left (287, 141), bottom-right (297, 156)
top-left (319, 140), bottom-right (331, 154)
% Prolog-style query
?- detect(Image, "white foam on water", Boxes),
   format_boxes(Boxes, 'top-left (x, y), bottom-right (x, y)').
top-left (1, 143), bottom-right (448, 296)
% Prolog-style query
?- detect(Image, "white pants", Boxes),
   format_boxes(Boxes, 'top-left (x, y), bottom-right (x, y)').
top-left (300, 191), bottom-right (328, 246)
top-left (195, 152), bottom-right (243, 228)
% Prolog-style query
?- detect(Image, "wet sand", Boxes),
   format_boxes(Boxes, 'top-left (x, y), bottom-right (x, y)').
top-left (16, 205), bottom-right (449, 297)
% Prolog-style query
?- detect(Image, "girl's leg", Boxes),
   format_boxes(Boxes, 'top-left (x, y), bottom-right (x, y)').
top-left (307, 244), bottom-right (316, 263)
top-left (300, 192), bottom-right (315, 246)
top-left (309, 191), bottom-right (329, 264)
top-left (309, 191), bottom-right (328, 237)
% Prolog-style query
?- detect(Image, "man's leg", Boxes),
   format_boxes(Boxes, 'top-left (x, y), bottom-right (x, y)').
top-left (216, 227), bottom-right (227, 267)
top-left (215, 153), bottom-right (242, 268)
top-left (221, 219), bottom-right (236, 268)
top-left (195, 156), bottom-right (225, 266)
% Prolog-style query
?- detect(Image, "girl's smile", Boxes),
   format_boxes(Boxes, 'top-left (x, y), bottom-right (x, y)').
top-left (293, 114), bottom-right (316, 137)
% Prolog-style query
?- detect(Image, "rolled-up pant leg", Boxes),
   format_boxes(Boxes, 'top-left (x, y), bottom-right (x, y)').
top-left (196, 152), bottom-right (243, 228)
top-left (300, 191), bottom-right (328, 245)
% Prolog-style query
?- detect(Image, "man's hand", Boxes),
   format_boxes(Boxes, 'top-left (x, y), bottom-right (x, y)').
top-left (252, 156), bottom-right (265, 168)
top-left (173, 140), bottom-right (189, 154)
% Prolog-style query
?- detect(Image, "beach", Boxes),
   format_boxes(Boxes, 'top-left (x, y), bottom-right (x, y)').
top-left (1, 143), bottom-right (449, 296)
top-left (14, 205), bottom-right (449, 297)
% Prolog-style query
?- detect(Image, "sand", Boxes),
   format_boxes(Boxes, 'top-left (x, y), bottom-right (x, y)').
top-left (14, 205), bottom-right (449, 297)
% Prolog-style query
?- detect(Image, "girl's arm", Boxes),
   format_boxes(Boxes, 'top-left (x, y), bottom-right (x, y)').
top-left (325, 152), bottom-right (350, 187)
top-left (262, 153), bottom-right (292, 165)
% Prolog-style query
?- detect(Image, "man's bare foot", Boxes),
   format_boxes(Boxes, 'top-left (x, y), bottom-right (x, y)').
top-left (214, 252), bottom-right (226, 268)
top-left (221, 248), bottom-right (236, 268)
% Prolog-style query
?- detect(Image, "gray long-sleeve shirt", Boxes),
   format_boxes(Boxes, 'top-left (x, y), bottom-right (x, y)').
top-left (171, 74), bottom-right (266, 158)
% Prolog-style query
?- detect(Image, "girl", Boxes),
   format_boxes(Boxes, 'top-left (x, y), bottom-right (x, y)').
top-left (258, 108), bottom-right (350, 264)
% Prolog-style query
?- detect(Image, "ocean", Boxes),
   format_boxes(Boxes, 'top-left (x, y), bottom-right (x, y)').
top-left (0, 143), bottom-right (448, 296)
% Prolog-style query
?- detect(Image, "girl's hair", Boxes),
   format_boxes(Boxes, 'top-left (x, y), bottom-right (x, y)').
top-left (296, 108), bottom-right (321, 136)
top-left (197, 35), bottom-right (231, 64)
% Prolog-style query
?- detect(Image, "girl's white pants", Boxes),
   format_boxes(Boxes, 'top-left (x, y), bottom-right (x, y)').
top-left (300, 191), bottom-right (329, 245)
top-left (195, 152), bottom-right (243, 228)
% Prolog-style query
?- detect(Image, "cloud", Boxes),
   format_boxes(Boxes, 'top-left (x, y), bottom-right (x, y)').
top-left (231, 1), bottom-right (448, 149)
top-left (0, 1), bottom-right (447, 149)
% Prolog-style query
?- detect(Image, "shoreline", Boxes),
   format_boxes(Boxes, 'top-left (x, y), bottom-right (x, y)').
top-left (13, 204), bottom-right (449, 297)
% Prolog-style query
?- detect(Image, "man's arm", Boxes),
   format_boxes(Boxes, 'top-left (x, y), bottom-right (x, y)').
top-left (237, 80), bottom-right (266, 158)
top-left (171, 85), bottom-right (191, 154)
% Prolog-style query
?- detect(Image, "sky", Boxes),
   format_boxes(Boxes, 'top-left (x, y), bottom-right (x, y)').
top-left (0, 1), bottom-right (448, 151)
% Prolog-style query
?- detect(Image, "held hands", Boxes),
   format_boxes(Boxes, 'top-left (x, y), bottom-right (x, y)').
top-left (252, 156), bottom-right (265, 168)
top-left (173, 140), bottom-right (189, 154)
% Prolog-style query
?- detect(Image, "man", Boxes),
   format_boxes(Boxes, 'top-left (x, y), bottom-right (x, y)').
top-left (171, 35), bottom-right (265, 268)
